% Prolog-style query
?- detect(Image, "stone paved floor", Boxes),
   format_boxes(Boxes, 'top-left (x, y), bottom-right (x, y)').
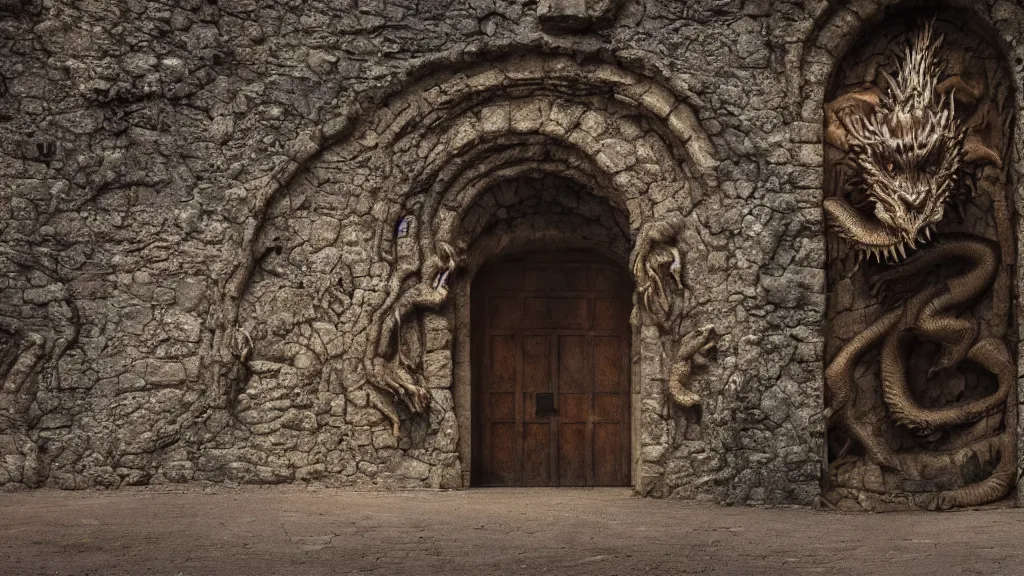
top-left (1, 487), bottom-right (1023, 575)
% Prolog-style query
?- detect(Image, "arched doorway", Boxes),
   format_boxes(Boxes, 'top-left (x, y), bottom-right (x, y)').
top-left (470, 250), bottom-right (632, 487)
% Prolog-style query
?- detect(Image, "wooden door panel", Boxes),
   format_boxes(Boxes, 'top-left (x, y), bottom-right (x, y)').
top-left (589, 268), bottom-right (622, 292)
top-left (593, 336), bottom-right (622, 393)
top-left (488, 393), bottom-right (515, 421)
top-left (473, 251), bottom-right (631, 487)
top-left (558, 335), bottom-right (588, 393)
top-left (522, 336), bottom-right (551, 392)
top-left (593, 394), bottom-right (620, 421)
top-left (490, 296), bottom-right (520, 331)
top-left (559, 394), bottom-right (588, 423)
top-left (559, 423), bottom-right (587, 486)
top-left (522, 422), bottom-right (553, 486)
top-left (523, 268), bottom-right (562, 291)
top-left (489, 422), bottom-right (517, 485)
top-left (522, 267), bottom-right (593, 292)
top-left (593, 298), bottom-right (622, 330)
top-left (523, 297), bottom-right (589, 329)
top-left (489, 335), bottom-right (517, 391)
top-left (593, 422), bottom-right (622, 486)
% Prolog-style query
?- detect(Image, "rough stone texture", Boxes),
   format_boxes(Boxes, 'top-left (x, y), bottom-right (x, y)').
top-left (0, 0), bottom-right (1022, 509)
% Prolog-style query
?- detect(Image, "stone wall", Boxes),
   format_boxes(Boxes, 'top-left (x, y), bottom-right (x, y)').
top-left (0, 0), bottom-right (1022, 508)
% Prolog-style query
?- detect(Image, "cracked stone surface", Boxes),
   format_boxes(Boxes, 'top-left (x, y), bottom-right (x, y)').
top-left (0, 0), bottom-right (1023, 508)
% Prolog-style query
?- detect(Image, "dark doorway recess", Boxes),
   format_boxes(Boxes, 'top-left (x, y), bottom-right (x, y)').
top-left (471, 250), bottom-right (632, 487)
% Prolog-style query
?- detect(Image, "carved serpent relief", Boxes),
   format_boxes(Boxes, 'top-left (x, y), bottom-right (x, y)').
top-left (823, 20), bottom-right (1016, 510)
top-left (631, 216), bottom-right (685, 321)
top-left (668, 324), bottom-right (717, 408)
top-left (365, 211), bottom-right (460, 437)
top-left (631, 216), bottom-right (717, 409)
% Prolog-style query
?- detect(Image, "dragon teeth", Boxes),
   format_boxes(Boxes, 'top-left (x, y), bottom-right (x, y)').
top-left (866, 243), bottom-right (914, 264)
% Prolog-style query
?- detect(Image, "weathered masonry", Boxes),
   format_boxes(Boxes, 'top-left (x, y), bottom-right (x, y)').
top-left (2, 0), bottom-right (1024, 512)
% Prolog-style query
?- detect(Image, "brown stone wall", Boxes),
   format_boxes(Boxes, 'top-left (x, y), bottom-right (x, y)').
top-left (0, 0), bottom-right (1022, 507)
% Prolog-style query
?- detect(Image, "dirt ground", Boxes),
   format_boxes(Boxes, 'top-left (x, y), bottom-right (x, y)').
top-left (2, 487), bottom-right (1023, 576)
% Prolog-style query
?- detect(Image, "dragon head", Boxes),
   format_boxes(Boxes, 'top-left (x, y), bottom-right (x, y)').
top-left (824, 22), bottom-right (967, 263)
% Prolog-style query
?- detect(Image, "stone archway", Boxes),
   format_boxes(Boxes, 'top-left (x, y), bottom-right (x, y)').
top-left (219, 53), bottom-right (726, 494)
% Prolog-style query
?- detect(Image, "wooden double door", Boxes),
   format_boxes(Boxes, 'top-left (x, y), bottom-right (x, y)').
top-left (471, 251), bottom-right (632, 487)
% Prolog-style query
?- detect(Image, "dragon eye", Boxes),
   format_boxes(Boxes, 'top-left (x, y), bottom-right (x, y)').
top-left (886, 162), bottom-right (895, 172)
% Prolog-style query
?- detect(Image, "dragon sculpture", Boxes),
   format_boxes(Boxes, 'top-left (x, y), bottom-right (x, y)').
top-left (823, 22), bottom-right (1014, 509)
top-left (668, 324), bottom-right (717, 408)
top-left (364, 213), bottom-right (460, 437)
top-left (631, 216), bottom-right (685, 321)
top-left (630, 216), bottom-right (718, 409)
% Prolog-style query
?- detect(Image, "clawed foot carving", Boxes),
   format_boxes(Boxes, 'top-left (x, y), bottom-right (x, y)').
top-left (366, 228), bottom-right (461, 437)
top-left (379, 358), bottom-right (430, 413)
top-left (632, 216), bottom-right (685, 319)
top-left (668, 325), bottom-right (717, 408)
top-left (369, 354), bottom-right (432, 438)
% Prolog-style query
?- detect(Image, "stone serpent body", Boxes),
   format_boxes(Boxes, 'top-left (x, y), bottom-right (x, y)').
top-left (826, 238), bottom-right (1013, 508)
top-left (668, 325), bottom-right (717, 408)
top-left (364, 233), bottom-right (458, 436)
top-left (877, 237), bottom-right (1008, 433)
